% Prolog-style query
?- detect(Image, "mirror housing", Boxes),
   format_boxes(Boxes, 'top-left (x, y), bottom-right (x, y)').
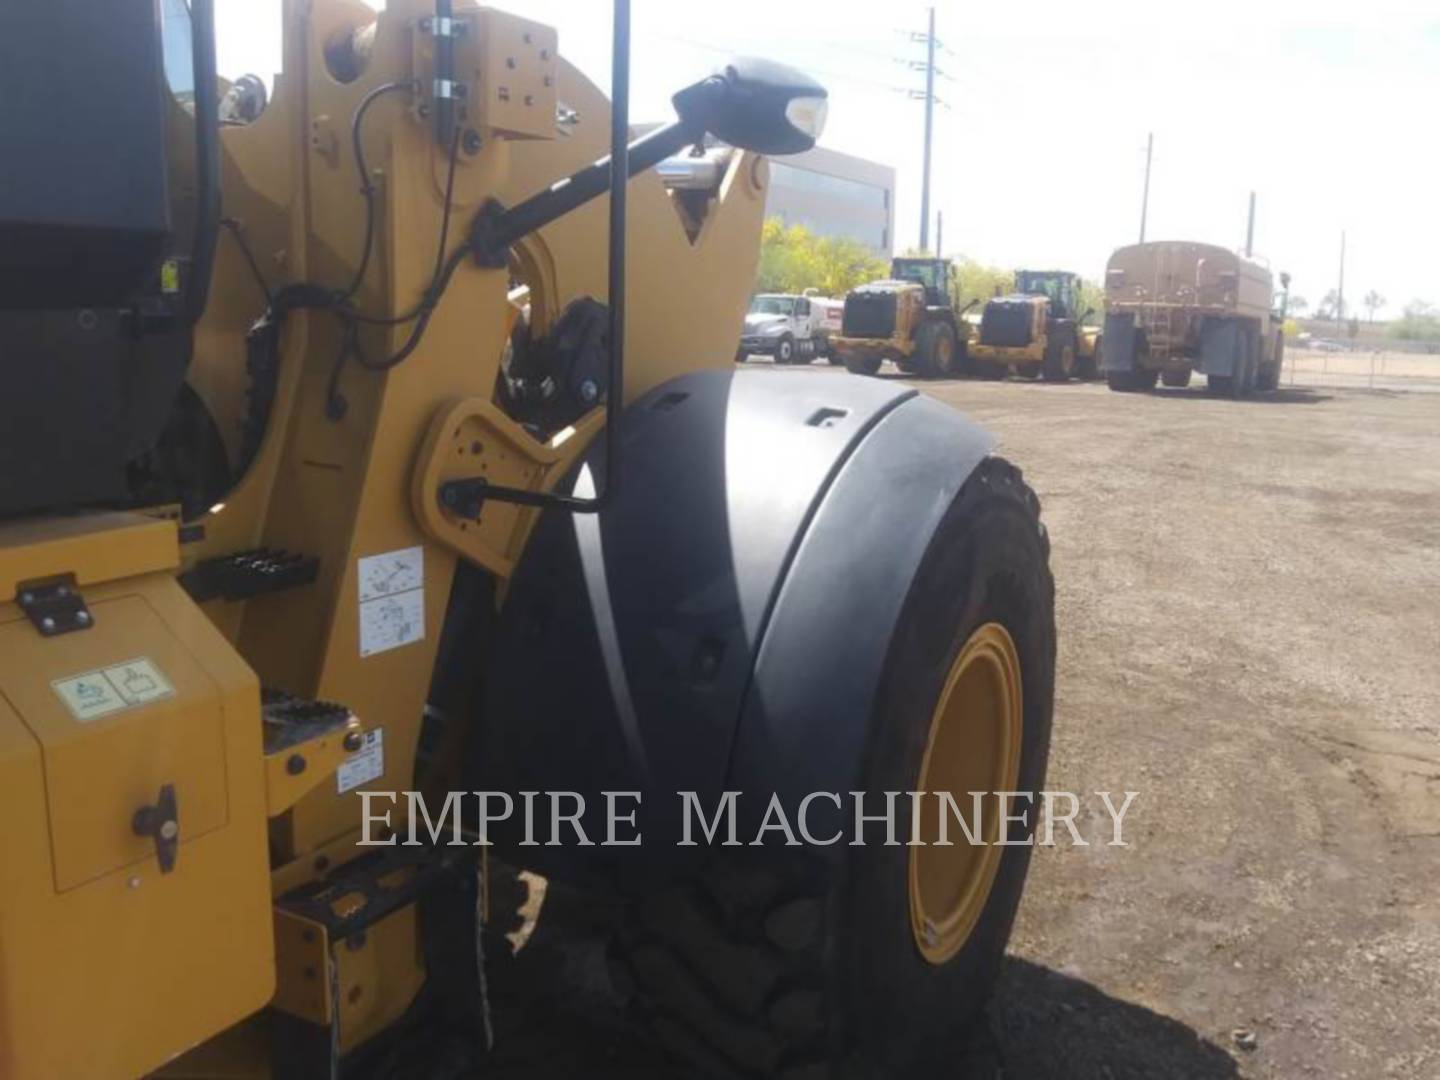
top-left (673, 57), bottom-right (828, 155)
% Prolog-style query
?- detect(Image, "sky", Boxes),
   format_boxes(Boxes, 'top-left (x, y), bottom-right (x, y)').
top-left (215, 0), bottom-right (1440, 316)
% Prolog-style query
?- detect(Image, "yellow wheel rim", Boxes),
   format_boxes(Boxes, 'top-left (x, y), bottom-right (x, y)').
top-left (907, 622), bottom-right (1023, 965)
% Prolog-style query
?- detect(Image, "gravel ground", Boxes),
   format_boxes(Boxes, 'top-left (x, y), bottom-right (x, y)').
top-left (480, 369), bottom-right (1440, 1079)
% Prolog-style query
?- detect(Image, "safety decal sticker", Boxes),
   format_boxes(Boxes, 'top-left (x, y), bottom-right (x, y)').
top-left (337, 727), bottom-right (385, 793)
top-left (52, 657), bottom-right (175, 722)
top-left (358, 546), bottom-right (425, 656)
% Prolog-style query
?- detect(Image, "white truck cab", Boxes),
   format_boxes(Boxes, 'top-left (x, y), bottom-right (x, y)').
top-left (738, 291), bottom-right (843, 364)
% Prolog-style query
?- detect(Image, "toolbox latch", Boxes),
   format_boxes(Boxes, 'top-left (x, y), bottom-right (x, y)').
top-left (132, 783), bottom-right (180, 873)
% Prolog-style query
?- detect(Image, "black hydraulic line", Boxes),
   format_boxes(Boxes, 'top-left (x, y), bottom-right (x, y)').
top-left (342, 80), bottom-right (413, 301)
top-left (185, 0), bottom-right (221, 324)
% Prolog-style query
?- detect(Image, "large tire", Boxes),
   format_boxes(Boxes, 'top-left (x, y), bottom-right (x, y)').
top-left (1255, 330), bottom-right (1283, 391)
top-left (1106, 368), bottom-right (1158, 392)
top-left (616, 455), bottom-right (1056, 1079)
top-left (1213, 326), bottom-right (1258, 399)
top-left (1041, 334), bottom-right (1075, 382)
top-left (911, 320), bottom-right (961, 379)
top-left (774, 335), bottom-right (796, 365)
top-left (1238, 327), bottom-right (1259, 397)
top-left (843, 351), bottom-right (883, 377)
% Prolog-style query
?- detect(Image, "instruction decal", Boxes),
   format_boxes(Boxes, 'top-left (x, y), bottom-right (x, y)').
top-left (358, 546), bottom-right (425, 656)
top-left (52, 657), bottom-right (175, 722)
top-left (337, 727), bottom-right (385, 793)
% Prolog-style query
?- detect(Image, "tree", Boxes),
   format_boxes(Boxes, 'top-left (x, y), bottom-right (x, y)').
top-left (755, 219), bottom-right (889, 297)
top-left (1314, 289), bottom-right (1340, 321)
top-left (951, 259), bottom-right (1014, 309)
top-left (1287, 295), bottom-right (1309, 316)
top-left (1363, 290), bottom-right (1386, 324)
top-left (1388, 299), bottom-right (1440, 342)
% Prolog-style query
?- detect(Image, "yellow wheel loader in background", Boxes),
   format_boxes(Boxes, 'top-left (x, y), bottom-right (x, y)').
top-left (966, 270), bottom-right (1099, 382)
top-left (831, 257), bottom-right (976, 378)
top-left (0, 2), bottom-right (1055, 1077)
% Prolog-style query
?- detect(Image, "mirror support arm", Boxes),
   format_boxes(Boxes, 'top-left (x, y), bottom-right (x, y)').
top-left (468, 111), bottom-right (712, 269)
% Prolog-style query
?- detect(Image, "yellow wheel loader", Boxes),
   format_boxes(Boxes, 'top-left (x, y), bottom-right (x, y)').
top-left (830, 257), bottom-right (975, 379)
top-left (966, 270), bottom-right (1096, 382)
top-left (0, 3), bottom-right (1055, 1078)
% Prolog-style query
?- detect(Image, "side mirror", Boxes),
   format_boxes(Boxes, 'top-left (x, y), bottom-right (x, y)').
top-left (674, 58), bottom-right (829, 155)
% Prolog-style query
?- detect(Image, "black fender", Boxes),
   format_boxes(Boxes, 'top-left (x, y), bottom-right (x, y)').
top-left (1101, 311), bottom-right (1137, 372)
top-left (466, 369), bottom-right (992, 882)
top-left (1198, 317), bottom-right (1243, 377)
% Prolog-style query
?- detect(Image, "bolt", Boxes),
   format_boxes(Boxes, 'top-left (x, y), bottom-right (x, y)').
top-left (286, 754), bottom-right (307, 776)
top-left (55, 585), bottom-right (68, 597)
top-left (343, 729), bottom-right (363, 753)
top-left (159, 820), bottom-right (179, 841)
top-left (462, 128), bottom-right (482, 155)
top-left (76, 611), bottom-right (90, 626)
top-left (578, 379), bottom-right (600, 404)
top-left (18, 592), bottom-right (33, 605)
top-left (128, 876), bottom-right (142, 889)
top-left (40, 616), bottom-right (56, 632)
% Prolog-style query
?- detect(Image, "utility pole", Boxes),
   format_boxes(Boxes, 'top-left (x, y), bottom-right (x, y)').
top-left (1245, 191), bottom-right (1256, 258)
top-left (919, 6), bottom-right (936, 252)
top-left (1139, 132), bottom-right (1153, 243)
top-left (936, 210), bottom-right (944, 258)
top-left (1337, 230), bottom-right (1346, 325)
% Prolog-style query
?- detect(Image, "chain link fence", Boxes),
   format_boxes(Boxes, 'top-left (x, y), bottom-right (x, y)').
top-left (1284, 345), bottom-right (1440, 392)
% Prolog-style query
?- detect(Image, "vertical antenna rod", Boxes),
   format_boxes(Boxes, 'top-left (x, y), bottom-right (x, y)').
top-left (1245, 191), bottom-right (1256, 258)
top-left (1139, 132), bottom-right (1153, 243)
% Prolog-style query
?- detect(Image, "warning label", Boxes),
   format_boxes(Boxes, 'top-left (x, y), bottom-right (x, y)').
top-left (337, 728), bottom-right (385, 792)
top-left (358, 547), bottom-right (425, 657)
top-left (52, 658), bottom-right (175, 722)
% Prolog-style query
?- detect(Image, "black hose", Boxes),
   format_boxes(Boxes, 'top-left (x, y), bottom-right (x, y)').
top-left (341, 80), bottom-right (413, 301)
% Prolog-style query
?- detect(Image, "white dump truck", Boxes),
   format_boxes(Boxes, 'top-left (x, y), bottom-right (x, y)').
top-left (737, 290), bottom-right (844, 364)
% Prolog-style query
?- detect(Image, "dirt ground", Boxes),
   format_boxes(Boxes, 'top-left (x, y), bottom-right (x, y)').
top-left (483, 369), bottom-right (1440, 1079)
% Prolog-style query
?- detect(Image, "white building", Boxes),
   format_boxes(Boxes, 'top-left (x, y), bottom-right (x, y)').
top-left (764, 145), bottom-right (895, 256)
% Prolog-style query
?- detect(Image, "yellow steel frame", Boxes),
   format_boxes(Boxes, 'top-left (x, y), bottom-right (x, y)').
top-left (1, 1), bottom-right (769, 1074)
